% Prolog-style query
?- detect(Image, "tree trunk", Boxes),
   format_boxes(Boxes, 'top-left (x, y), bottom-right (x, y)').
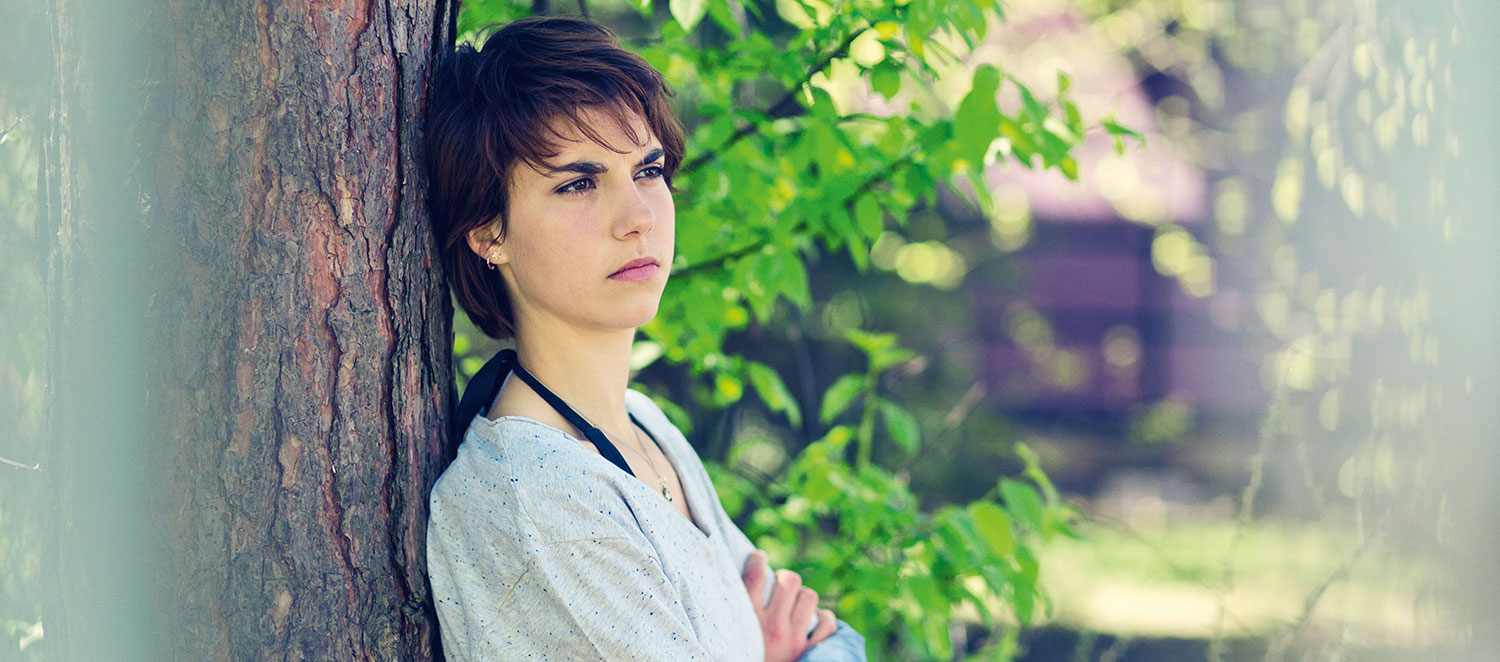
top-left (41, 0), bottom-right (456, 659)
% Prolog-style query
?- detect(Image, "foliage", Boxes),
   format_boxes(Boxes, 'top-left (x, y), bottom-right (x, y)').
top-left (451, 0), bottom-right (1125, 657)
top-left (733, 330), bottom-right (1083, 659)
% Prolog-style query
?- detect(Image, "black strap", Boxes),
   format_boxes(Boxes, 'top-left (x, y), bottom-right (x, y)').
top-left (453, 347), bottom-right (650, 479)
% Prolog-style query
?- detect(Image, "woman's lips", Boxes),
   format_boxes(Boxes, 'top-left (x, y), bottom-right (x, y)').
top-left (608, 263), bottom-right (659, 282)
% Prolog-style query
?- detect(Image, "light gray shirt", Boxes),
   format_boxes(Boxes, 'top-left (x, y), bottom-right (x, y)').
top-left (427, 387), bottom-right (867, 661)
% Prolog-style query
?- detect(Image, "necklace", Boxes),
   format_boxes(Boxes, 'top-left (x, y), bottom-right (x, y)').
top-left (607, 424), bottom-right (674, 503)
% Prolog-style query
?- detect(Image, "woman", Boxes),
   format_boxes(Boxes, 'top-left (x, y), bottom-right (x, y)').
top-left (422, 15), bottom-right (867, 662)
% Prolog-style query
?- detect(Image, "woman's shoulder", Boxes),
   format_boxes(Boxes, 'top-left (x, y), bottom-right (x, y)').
top-left (623, 387), bottom-right (688, 448)
top-left (430, 416), bottom-right (653, 545)
top-left (624, 387), bottom-right (668, 425)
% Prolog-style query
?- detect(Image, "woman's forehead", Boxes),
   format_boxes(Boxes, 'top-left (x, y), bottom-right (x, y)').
top-left (512, 108), bottom-right (659, 181)
top-left (543, 106), bottom-right (655, 157)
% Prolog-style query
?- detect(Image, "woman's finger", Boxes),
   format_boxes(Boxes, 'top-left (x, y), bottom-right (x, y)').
top-left (809, 608), bottom-right (837, 645)
top-left (741, 550), bottom-right (768, 613)
top-left (789, 586), bottom-right (818, 640)
top-left (767, 569), bottom-right (802, 626)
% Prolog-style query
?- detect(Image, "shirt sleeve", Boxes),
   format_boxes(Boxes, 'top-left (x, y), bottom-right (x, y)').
top-left (491, 535), bottom-right (718, 660)
top-left (427, 469), bottom-right (718, 661)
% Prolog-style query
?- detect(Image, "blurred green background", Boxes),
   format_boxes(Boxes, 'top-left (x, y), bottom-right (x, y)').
top-left (4, 0), bottom-right (1496, 660)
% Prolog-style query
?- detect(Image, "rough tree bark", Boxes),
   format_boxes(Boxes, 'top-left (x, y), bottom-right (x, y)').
top-left (41, 0), bottom-right (456, 659)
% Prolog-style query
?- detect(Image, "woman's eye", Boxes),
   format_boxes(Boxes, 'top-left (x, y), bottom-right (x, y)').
top-left (556, 167), bottom-right (663, 196)
top-left (556, 177), bottom-right (595, 196)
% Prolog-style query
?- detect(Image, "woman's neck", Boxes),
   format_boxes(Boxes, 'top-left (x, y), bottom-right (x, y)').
top-left (505, 325), bottom-right (639, 442)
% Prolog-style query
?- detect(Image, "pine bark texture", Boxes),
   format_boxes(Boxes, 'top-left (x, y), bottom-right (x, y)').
top-left (42, 0), bottom-right (456, 659)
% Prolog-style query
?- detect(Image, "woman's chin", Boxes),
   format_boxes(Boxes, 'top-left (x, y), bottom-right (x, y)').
top-left (612, 300), bottom-right (663, 330)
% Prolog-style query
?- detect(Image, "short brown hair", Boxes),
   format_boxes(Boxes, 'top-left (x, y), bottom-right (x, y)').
top-left (423, 15), bottom-right (686, 340)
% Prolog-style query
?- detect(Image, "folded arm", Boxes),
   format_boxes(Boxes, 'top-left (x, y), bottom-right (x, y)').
top-left (717, 506), bottom-right (869, 662)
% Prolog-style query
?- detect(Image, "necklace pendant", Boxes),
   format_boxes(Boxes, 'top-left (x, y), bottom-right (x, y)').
top-left (662, 484), bottom-right (673, 501)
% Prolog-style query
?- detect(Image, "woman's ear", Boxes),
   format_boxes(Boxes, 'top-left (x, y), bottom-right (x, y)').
top-left (465, 222), bottom-right (507, 267)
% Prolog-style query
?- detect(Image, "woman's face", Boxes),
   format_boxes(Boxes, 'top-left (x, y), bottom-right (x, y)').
top-left (470, 106), bottom-right (675, 336)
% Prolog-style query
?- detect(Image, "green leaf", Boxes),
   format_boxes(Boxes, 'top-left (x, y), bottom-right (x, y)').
top-left (806, 85), bottom-right (839, 122)
top-left (654, 393), bottom-right (694, 435)
top-left (954, 65), bottom-right (1002, 167)
top-left (772, 247), bottom-right (812, 309)
top-left (715, 371), bottom-right (744, 403)
top-left (746, 249), bottom-right (784, 321)
top-left (670, 0), bottom-right (709, 33)
top-left (819, 424), bottom-right (855, 453)
top-left (1010, 572), bottom-right (1036, 624)
top-left (843, 328), bottom-right (895, 356)
top-left (966, 501), bottom-right (1015, 557)
top-left (1062, 100), bottom-right (1084, 136)
top-left (855, 195), bottom-right (882, 238)
top-left (819, 373), bottom-right (865, 424)
top-left (1011, 545), bottom-right (1041, 623)
top-left (703, 461), bottom-right (754, 517)
top-left (1016, 82), bottom-right (1048, 123)
top-left (746, 361), bottom-right (803, 428)
top-left (459, 355), bottom-right (485, 379)
top-left (804, 466), bottom-right (839, 504)
top-left (871, 63), bottom-right (902, 101)
top-left (1059, 156), bottom-right (1078, 180)
top-left (1014, 441), bottom-right (1060, 506)
top-left (999, 478), bottom-right (1046, 533)
top-left (871, 346), bottom-right (918, 372)
top-left (907, 575), bottom-right (944, 615)
top-left (845, 233), bottom-right (869, 273)
top-left (934, 508), bottom-right (982, 567)
top-left (705, 0), bottom-right (742, 35)
top-left (1102, 114), bottom-right (1146, 156)
top-left (879, 400), bottom-right (920, 454)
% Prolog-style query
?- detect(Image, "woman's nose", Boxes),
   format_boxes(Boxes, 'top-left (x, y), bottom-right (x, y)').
top-left (615, 183), bottom-right (657, 238)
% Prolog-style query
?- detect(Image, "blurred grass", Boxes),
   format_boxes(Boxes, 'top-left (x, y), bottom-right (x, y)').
top-left (982, 513), bottom-right (1443, 648)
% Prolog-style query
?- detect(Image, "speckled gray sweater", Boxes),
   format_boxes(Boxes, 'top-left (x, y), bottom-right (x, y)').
top-left (427, 387), bottom-right (867, 661)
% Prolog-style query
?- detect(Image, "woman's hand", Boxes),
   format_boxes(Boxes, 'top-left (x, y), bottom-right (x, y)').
top-left (741, 549), bottom-right (838, 662)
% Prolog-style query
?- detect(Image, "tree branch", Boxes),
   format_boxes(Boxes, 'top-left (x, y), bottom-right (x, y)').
top-left (681, 26), bottom-right (870, 175)
top-left (674, 145), bottom-right (915, 279)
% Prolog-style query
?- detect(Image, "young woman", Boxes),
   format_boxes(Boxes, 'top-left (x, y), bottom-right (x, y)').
top-left (422, 16), bottom-right (867, 662)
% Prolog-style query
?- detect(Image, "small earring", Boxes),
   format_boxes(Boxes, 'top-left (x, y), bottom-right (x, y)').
top-left (486, 250), bottom-right (501, 270)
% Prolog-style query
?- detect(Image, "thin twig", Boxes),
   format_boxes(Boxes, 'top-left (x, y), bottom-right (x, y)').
top-left (1291, 430), bottom-right (1328, 518)
top-left (0, 116), bottom-right (23, 144)
top-left (673, 145), bottom-right (917, 279)
top-left (1, 454), bottom-right (41, 471)
top-left (1084, 513), bottom-right (1258, 634)
top-left (1208, 364), bottom-right (1293, 662)
top-left (1262, 523), bottom-right (1381, 662)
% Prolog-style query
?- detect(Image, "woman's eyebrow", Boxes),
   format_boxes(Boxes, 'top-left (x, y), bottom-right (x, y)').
top-left (544, 147), bottom-right (664, 177)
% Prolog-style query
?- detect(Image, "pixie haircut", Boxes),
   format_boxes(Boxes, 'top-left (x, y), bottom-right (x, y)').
top-left (424, 15), bottom-right (686, 340)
